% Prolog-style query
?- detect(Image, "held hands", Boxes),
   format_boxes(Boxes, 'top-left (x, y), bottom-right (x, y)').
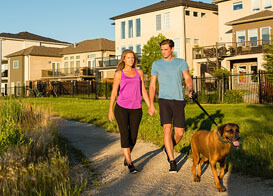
top-left (108, 111), bottom-right (114, 122)
top-left (148, 105), bottom-right (158, 116)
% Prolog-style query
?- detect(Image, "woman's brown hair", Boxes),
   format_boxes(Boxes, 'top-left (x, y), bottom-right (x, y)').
top-left (116, 49), bottom-right (138, 71)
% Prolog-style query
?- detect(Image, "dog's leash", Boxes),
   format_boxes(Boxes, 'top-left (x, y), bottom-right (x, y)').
top-left (191, 92), bottom-right (228, 144)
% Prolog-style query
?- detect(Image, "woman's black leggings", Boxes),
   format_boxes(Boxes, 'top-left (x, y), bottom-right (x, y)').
top-left (114, 104), bottom-right (143, 148)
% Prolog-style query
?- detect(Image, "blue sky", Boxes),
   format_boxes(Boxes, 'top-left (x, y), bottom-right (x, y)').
top-left (1, 0), bottom-right (212, 43)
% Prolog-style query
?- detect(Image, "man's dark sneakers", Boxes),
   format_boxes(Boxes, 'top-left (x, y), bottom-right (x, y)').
top-left (169, 160), bottom-right (177, 173)
top-left (124, 159), bottom-right (128, 166)
top-left (162, 146), bottom-right (170, 163)
top-left (128, 163), bottom-right (139, 174)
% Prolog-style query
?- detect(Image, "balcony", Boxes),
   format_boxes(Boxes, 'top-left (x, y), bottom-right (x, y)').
top-left (42, 67), bottom-right (94, 78)
top-left (193, 40), bottom-right (270, 60)
top-left (1, 70), bottom-right (8, 79)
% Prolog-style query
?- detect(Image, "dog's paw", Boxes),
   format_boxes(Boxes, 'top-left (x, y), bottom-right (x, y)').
top-left (217, 187), bottom-right (226, 192)
top-left (193, 176), bottom-right (200, 182)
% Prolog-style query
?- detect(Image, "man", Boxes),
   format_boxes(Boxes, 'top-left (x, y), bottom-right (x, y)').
top-left (149, 39), bottom-right (193, 173)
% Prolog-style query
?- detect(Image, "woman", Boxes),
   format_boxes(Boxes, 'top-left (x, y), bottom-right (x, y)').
top-left (108, 49), bottom-right (150, 174)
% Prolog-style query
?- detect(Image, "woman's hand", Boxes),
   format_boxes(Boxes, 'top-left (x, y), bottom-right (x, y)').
top-left (108, 111), bottom-right (115, 122)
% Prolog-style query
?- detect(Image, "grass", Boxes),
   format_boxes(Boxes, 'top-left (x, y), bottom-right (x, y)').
top-left (23, 97), bottom-right (273, 179)
top-left (0, 98), bottom-right (87, 195)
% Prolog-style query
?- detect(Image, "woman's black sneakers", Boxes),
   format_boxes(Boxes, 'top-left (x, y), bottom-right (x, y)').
top-left (128, 163), bottom-right (139, 174)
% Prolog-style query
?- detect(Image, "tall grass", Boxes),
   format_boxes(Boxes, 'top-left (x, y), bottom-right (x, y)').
top-left (0, 98), bottom-right (86, 195)
top-left (25, 98), bottom-right (273, 179)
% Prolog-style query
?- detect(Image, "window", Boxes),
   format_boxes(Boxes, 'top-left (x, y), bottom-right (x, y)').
top-left (250, 65), bottom-right (258, 82)
top-left (264, 0), bottom-right (272, 9)
top-left (128, 46), bottom-right (133, 51)
top-left (88, 60), bottom-right (95, 75)
top-left (173, 38), bottom-right (181, 58)
top-left (128, 20), bottom-right (133, 38)
top-left (233, 1), bottom-right (243, 10)
top-left (238, 66), bottom-right (247, 83)
top-left (193, 12), bottom-right (198, 17)
top-left (88, 54), bottom-right (96, 58)
top-left (164, 12), bottom-right (170, 29)
top-left (64, 62), bottom-right (68, 74)
top-left (261, 27), bottom-right (270, 44)
top-left (236, 30), bottom-right (246, 46)
top-left (136, 18), bottom-right (141, 37)
top-left (194, 39), bottom-right (200, 45)
top-left (13, 61), bottom-right (19, 69)
top-left (248, 28), bottom-right (258, 46)
top-left (64, 57), bottom-right (68, 60)
top-left (70, 56), bottom-right (74, 60)
top-left (201, 13), bottom-right (206, 18)
top-left (70, 61), bottom-right (74, 73)
top-left (76, 61), bottom-right (80, 72)
top-left (16, 82), bottom-right (21, 96)
top-left (52, 62), bottom-right (60, 76)
top-left (251, 0), bottom-right (260, 11)
top-left (136, 44), bottom-right (141, 55)
top-left (76, 55), bottom-right (80, 59)
top-left (121, 21), bottom-right (126, 39)
top-left (185, 10), bottom-right (190, 16)
top-left (186, 38), bottom-right (191, 44)
top-left (156, 14), bottom-right (161, 31)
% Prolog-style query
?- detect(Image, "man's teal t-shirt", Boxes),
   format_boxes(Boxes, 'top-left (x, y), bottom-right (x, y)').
top-left (151, 57), bottom-right (189, 101)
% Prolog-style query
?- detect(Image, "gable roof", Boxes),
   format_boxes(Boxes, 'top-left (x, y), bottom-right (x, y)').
top-left (6, 46), bottom-right (63, 58)
top-left (0, 31), bottom-right (70, 44)
top-left (226, 10), bottom-right (273, 25)
top-left (211, 0), bottom-right (229, 3)
top-left (110, 0), bottom-right (218, 20)
top-left (61, 38), bottom-right (115, 55)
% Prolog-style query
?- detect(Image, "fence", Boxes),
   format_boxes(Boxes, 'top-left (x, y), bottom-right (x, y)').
top-left (1, 72), bottom-right (273, 104)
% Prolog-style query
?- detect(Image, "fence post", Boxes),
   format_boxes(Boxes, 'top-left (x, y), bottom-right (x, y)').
top-left (258, 70), bottom-right (262, 104)
top-left (88, 80), bottom-right (90, 97)
top-left (195, 76), bottom-right (198, 93)
top-left (105, 81), bottom-right (108, 99)
top-left (72, 81), bottom-right (75, 97)
top-left (95, 81), bottom-right (98, 100)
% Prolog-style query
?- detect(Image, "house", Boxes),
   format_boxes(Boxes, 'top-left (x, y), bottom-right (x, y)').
top-left (110, 0), bottom-right (219, 71)
top-left (0, 31), bottom-right (70, 95)
top-left (192, 0), bottom-right (273, 77)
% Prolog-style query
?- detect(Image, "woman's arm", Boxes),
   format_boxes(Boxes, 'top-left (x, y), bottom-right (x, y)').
top-left (138, 69), bottom-right (150, 108)
top-left (108, 71), bottom-right (121, 122)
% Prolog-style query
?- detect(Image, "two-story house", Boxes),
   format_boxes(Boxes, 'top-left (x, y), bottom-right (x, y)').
top-left (0, 31), bottom-right (70, 95)
top-left (110, 0), bottom-right (218, 72)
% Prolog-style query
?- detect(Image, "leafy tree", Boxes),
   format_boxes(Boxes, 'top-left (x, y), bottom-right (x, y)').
top-left (141, 33), bottom-right (166, 76)
top-left (263, 38), bottom-right (273, 73)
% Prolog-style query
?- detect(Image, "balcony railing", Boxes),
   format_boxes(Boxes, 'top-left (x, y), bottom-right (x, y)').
top-left (193, 40), bottom-right (270, 59)
top-left (42, 67), bottom-right (94, 78)
top-left (94, 54), bottom-right (142, 68)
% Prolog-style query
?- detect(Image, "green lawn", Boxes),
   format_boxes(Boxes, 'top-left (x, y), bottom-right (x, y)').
top-left (22, 97), bottom-right (273, 178)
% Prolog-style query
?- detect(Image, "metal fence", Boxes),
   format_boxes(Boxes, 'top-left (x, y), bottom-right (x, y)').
top-left (1, 72), bottom-right (273, 104)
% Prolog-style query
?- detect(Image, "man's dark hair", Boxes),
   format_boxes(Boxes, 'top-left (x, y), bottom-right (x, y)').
top-left (160, 39), bottom-right (175, 48)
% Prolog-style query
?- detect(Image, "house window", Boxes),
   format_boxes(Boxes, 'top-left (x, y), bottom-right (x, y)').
top-left (128, 20), bottom-right (133, 38)
top-left (88, 54), bottom-right (96, 58)
top-left (238, 66), bottom-right (247, 83)
top-left (194, 39), bottom-right (200, 45)
top-left (16, 82), bottom-right (21, 96)
top-left (261, 27), bottom-right (270, 44)
top-left (251, 0), bottom-right (260, 11)
top-left (193, 12), bottom-right (198, 17)
top-left (121, 46), bottom-right (126, 54)
top-left (201, 13), bottom-right (206, 18)
top-left (248, 28), bottom-right (258, 46)
top-left (128, 46), bottom-right (133, 51)
top-left (185, 10), bottom-right (190, 16)
top-left (52, 62), bottom-right (60, 76)
top-left (121, 21), bottom-right (126, 39)
top-left (136, 18), bottom-right (141, 37)
top-left (233, 1), bottom-right (243, 10)
top-left (164, 12), bottom-right (170, 29)
top-left (136, 44), bottom-right (141, 56)
top-left (186, 38), bottom-right (191, 44)
top-left (264, 0), bottom-right (272, 9)
top-left (76, 61), bottom-right (80, 72)
top-left (76, 55), bottom-right (80, 59)
top-left (70, 56), bottom-right (74, 60)
top-left (173, 38), bottom-right (181, 58)
top-left (13, 61), bottom-right (19, 69)
top-left (236, 30), bottom-right (246, 46)
top-left (64, 62), bottom-right (68, 74)
top-left (70, 61), bottom-right (74, 73)
top-left (64, 57), bottom-right (68, 60)
top-left (156, 14), bottom-right (161, 31)
top-left (250, 65), bottom-right (258, 82)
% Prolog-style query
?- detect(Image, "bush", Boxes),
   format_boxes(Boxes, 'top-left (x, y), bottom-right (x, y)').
top-left (223, 90), bottom-right (244, 103)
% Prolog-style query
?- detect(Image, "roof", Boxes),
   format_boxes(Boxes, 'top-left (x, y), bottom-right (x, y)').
top-left (226, 10), bottom-right (273, 25)
top-left (0, 31), bottom-right (70, 44)
top-left (110, 0), bottom-right (218, 20)
top-left (6, 46), bottom-right (63, 58)
top-left (211, 0), bottom-right (229, 3)
top-left (61, 38), bottom-right (115, 55)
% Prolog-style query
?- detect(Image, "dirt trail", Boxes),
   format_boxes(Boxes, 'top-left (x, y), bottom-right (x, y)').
top-left (56, 118), bottom-right (273, 196)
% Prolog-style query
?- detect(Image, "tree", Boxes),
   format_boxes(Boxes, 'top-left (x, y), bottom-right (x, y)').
top-left (263, 38), bottom-right (273, 73)
top-left (140, 33), bottom-right (166, 76)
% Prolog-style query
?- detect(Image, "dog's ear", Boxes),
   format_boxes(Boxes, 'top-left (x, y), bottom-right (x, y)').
top-left (218, 124), bottom-right (227, 136)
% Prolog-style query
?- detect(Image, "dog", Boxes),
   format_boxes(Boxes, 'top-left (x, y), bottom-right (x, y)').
top-left (191, 123), bottom-right (240, 192)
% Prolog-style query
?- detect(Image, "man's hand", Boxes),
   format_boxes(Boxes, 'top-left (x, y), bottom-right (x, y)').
top-left (148, 105), bottom-right (158, 116)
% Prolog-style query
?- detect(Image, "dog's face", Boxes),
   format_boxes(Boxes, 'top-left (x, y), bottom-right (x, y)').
top-left (218, 123), bottom-right (240, 147)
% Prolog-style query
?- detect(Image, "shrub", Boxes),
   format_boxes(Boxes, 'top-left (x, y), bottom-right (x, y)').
top-left (223, 90), bottom-right (244, 103)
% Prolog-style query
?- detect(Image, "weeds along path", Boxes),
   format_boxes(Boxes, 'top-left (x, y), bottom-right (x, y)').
top-left (56, 118), bottom-right (273, 196)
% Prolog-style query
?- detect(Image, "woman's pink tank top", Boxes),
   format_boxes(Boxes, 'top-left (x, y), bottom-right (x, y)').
top-left (117, 68), bottom-right (142, 109)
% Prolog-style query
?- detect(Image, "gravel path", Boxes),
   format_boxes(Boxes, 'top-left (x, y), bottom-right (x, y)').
top-left (56, 118), bottom-right (273, 196)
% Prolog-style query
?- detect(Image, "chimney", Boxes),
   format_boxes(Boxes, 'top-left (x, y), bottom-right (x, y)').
top-left (74, 42), bottom-right (77, 48)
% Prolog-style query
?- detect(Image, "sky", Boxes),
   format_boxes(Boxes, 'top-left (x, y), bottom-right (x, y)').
top-left (0, 0), bottom-right (212, 43)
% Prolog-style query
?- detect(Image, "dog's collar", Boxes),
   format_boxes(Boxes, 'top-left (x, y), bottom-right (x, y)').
top-left (217, 130), bottom-right (229, 144)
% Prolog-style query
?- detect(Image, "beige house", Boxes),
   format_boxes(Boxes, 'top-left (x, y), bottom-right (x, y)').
top-left (110, 0), bottom-right (218, 71)
top-left (0, 31), bottom-right (70, 95)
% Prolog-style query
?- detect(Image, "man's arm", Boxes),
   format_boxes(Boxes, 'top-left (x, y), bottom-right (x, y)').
top-left (183, 70), bottom-right (193, 98)
top-left (148, 75), bottom-right (158, 116)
